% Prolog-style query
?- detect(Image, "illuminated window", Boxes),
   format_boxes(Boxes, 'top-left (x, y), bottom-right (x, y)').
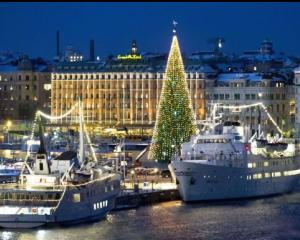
top-left (264, 162), bottom-right (269, 167)
top-left (274, 172), bottom-right (281, 177)
top-left (44, 84), bottom-right (51, 91)
top-left (265, 173), bottom-right (270, 178)
top-left (72, 193), bottom-right (81, 203)
top-left (257, 173), bottom-right (262, 179)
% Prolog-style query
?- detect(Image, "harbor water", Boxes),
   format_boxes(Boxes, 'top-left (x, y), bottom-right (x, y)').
top-left (2, 190), bottom-right (300, 240)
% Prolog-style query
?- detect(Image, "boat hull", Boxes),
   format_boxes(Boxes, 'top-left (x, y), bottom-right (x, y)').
top-left (170, 161), bottom-right (300, 202)
top-left (0, 175), bottom-right (121, 229)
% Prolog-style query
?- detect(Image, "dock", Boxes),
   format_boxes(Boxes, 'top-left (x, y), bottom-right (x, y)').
top-left (114, 188), bottom-right (180, 211)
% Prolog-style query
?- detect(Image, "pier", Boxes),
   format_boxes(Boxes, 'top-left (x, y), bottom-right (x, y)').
top-left (115, 189), bottom-right (180, 210)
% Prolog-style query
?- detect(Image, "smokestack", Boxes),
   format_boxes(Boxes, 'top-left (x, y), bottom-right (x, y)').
top-left (89, 39), bottom-right (95, 62)
top-left (56, 30), bottom-right (60, 58)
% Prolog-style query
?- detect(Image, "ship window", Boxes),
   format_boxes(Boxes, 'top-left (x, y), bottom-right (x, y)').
top-left (72, 193), bottom-right (81, 203)
top-left (39, 163), bottom-right (44, 171)
top-left (100, 202), bottom-right (102, 208)
top-left (97, 203), bottom-right (100, 209)
top-left (94, 203), bottom-right (97, 210)
top-left (265, 173), bottom-right (270, 178)
top-left (274, 172), bottom-right (281, 177)
top-left (105, 186), bottom-right (108, 192)
top-left (257, 173), bottom-right (262, 179)
top-left (247, 163), bottom-right (253, 168)
top-left (111, 185), bottom-right (114, 191)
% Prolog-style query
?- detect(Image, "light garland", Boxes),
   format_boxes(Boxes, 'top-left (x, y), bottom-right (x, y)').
top-left (149, 34), bottom-right (197, 162)
top-left (217, 102), bottom-right (283, 134)
top-left (24, 100), bottom-right (97, 165)
top-left (37, 102), bottom-right (78, 121)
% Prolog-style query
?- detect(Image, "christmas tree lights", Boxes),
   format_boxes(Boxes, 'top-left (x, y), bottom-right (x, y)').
top-left (149, 34), bottom-right (197, 162)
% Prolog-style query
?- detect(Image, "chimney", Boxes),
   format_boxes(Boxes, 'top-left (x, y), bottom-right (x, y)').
top-left (56, 30), bottom-right (60, 58)
top-left (89, 39), bottom-right (95, 61)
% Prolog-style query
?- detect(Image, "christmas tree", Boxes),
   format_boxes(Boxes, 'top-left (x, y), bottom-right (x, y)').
top-left (149, 33), bottom-right (197, 162)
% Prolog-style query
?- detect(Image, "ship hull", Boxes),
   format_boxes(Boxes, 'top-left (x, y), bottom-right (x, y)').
top-left (0, 176), bottom-right (121, 229)
top-left (170, 161), bottom-right (300, 202)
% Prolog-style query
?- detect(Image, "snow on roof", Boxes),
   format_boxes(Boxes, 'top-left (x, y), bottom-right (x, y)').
top-left (218, 73), bottom-right (262, 82)
top-left (294, 65), bottom-right (300, 73)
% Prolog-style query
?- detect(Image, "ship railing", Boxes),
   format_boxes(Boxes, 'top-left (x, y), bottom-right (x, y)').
top-left (0, 183), bottom-right (65, 191)
top-left (186, 153), bottom-right (245, 168)
top-left (0, 199), bottom-right (60, 207)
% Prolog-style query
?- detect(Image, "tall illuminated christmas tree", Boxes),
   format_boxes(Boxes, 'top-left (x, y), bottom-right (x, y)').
top-left (149, 25), bottom-right (197, 162)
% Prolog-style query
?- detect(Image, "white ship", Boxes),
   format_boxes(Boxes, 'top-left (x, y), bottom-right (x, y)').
top-left (0, 101), bottom-right (121, 228)
top-left (169, 104), bottom-right (300, 202)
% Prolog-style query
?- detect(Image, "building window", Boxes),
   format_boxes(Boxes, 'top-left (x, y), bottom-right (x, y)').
top-left (234, 94), bottom-right (240, 100)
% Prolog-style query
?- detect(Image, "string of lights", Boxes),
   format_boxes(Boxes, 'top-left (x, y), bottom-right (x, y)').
top-left (37, 102), bottom-right (79, 121)
top-left (149, 33), bottom-right (197, 162)
top-left (25, 100), bottom-right (98, 164)
top-left (217, 102), bottom-right (283, 134)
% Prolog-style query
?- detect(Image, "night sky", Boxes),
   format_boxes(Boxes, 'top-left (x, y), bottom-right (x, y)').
top-left (1, 2), bottom-right (300, 60)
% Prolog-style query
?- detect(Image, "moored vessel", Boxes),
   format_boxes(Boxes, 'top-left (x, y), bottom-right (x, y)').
top-left (170, 103), bottom-right (300, 202)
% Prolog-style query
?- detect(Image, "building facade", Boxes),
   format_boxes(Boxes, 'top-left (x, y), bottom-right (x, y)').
top-left (51, 59), bottom-right (210, 130)
top-left (0, 55), bottom-right (51, 120)
top-left (294, 67), bottom-right (300, 139)
top-left (205, 73), bottom-right (295, 136)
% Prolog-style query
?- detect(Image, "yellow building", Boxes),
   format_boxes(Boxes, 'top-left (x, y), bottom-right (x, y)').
top-left (51, 58), bottom-right (210, 131)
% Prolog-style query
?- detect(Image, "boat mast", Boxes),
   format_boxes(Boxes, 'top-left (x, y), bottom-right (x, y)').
top-left (78, 98), bottom-right (85, 165)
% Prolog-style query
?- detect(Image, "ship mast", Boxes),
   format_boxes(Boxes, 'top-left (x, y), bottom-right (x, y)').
top-left (78, 98), bottom-right (85, 165)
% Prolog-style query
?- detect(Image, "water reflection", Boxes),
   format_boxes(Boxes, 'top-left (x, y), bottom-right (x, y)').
top-left (2, 193), bottom-right (300, 240)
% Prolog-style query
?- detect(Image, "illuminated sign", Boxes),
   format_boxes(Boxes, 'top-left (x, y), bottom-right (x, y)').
top-left (117, 54), bottom-right (142, 60)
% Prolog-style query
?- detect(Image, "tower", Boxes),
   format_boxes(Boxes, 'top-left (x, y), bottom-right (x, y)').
top-left (131, 40), bottom-right (138, 55)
